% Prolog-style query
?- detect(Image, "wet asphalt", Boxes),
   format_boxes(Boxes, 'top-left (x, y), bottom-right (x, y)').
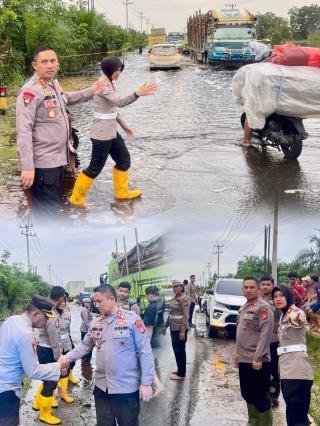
top-left (19, 303), bottom-right (288, 426)
top-left (2, 52), bottom-right (320, 225)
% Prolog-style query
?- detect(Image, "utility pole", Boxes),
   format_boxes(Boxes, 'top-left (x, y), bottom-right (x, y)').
top-left (145, 18), bottom-right (151, 34)
top-left (123, 236), bottom-right (129, 276)
top-left (134, 228), bottom-right (142, 280)
top-left (272, 193), bottom-right (279, 285)
top-left (267, 225), bottom-right (271, 274)
top-left (123, 0), bottom-right (132, 32)
top-left (115, 239), bottom-right (120, 279)
top-left (20, 221), bottom-right (35, 272)
top-left (137, 12), bottom-right (144, 33)
top-left (47, 265), bottom-right (52, 286)
top-left (214, 243), bottom-right (224, 277)
top-left (206, 261), bottom-right (212, 281)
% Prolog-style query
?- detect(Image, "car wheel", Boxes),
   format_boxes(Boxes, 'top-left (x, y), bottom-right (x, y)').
top-left (208, 326), bottom-right (218, 338)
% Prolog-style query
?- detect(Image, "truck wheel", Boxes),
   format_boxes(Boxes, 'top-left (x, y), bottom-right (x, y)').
top-left (281, 135), bottom-right (303, 160)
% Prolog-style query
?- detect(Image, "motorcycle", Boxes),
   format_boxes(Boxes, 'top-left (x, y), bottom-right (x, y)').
top-left (241, 112), bottom-right (309, 160)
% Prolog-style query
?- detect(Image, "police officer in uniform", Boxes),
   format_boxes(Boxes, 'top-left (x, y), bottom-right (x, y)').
top-left (32, 288), bottom-right (72, 424)
top-left (117, 281), bottom-right (141, 315)
top-left (80, 298), bottom-right (93, 362)
top-left (163, 280), bottom-right (190, 380)
top-left (16, 45), bottom-right (110, 217)
top-left (272, 285), bottom-right (314, 426)
top-left (62, 284), bottom-right (155, 426)
top-left (235, 276), bottom-right (274, 425)
top-left (0, 295), bottom-right (62, 426)
top-left (259, 274), bottom-right (281, 408)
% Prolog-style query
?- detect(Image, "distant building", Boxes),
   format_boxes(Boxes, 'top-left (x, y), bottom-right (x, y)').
top-left (66, 281), bottom-right (85, 296)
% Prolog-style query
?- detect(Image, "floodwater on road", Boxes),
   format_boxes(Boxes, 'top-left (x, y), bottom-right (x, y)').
top-left (20, 304), bottom-right (287, 426)
top-left (3, 52), bottom-right (320, 225)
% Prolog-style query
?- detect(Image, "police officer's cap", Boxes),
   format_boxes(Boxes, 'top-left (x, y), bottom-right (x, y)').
top-left (172, 280), bottom-right (183, 287)
top-left (145, 285), bottom-right (159, 295)
top-left (31, 295), bottom-right (55, 318)
top-left (50, 286), bottom-right (66, 301)
top-left (118, 281), bottom-right (131, 290)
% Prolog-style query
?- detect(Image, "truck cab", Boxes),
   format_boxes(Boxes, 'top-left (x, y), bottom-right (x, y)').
top-left (204, 7), bottom-right (257, 67)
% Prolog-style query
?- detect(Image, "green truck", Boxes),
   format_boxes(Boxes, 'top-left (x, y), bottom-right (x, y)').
top-left (107, 233), bottom-right (173, 313)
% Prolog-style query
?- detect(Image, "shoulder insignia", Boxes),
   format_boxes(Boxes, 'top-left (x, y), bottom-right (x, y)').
top-left (23, 92), bottom-right (35, 107)
top-left (117, 309), bottom-right (126, 319)
top-left (259, 308), bottom-right (268, 320)
top-left (182, 297), bottom-right (189, 306)
top-left (135, 319), bottom-right (145, 334)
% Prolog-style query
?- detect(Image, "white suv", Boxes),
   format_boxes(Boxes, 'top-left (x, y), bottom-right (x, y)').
top-left (206, 278), bottom-right (245, 338)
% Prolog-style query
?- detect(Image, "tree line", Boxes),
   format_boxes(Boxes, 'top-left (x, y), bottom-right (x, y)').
top-left (0, 0), bottom-right (146, 84)
top-left (234, 234), bottom-right (320, 282)
top-left (257, 5), bottom-right (320, 45)
top-left (0, 250), bottom-right (52, 316)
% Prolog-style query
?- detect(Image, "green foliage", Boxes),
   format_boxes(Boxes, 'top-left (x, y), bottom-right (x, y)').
top-left (0, 250), bottom-right (51, 315)
top-left (256, 12), bottom-right (292, 44)
top-left (306, 332), bottom-right (320, 424)
top-left (289, 5), bottom-right (320, 40)
top-left (234, 255), bottom-right (272, 280)
top-left (0, 0), bottom-right (147, 84)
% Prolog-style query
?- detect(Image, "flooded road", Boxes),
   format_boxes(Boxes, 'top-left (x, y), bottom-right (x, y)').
top-left (3, 52), bottom-right (320, 224)
top-left (20, 304), bottom-right (288, 426)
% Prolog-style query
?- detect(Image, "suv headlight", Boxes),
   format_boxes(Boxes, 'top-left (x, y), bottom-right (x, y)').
top-left (213, 309), bottom-right (224, 319)
top-left (214, 301), bottom-right (226, 309)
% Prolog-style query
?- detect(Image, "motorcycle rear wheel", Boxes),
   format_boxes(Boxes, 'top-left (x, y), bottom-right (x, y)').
top-left (280, 135), bottom-right (303, 160)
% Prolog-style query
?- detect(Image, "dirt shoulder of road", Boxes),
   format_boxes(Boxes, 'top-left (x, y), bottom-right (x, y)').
top-left (307, 331), bottom-right (320, 424)
top-left (0, 75), bottom-right (92, 187)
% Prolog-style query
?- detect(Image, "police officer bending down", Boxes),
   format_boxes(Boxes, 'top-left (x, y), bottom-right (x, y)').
top-left (234, 276), bottom-right (274, 425)
top-left (0, 295), bottom-right (63, 426)
top-left (62, 284), bottom-right (155, 426)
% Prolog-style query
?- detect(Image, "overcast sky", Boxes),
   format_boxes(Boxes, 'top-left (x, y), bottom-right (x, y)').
top-left (94, 0), bottom-right (318, 32)
top-left (0, 209), bottom-right (318, 287)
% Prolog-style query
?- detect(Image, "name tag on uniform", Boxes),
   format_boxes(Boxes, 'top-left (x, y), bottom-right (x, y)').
top-left (243, 313), bottom-right (254, 320)
top-left (114, 327), bottom-right (129, 338)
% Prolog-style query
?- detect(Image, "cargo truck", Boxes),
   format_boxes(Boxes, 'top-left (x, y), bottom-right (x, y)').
top-left (187, 6), bottom-right (258, 67)
top-left (148, 28), bottom-right (167, 49)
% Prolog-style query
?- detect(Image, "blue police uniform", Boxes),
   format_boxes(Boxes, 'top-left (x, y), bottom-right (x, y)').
top-left (67, 308), bottom-right (155, 426)
top-left (0, 314), bottom-right (60, 426)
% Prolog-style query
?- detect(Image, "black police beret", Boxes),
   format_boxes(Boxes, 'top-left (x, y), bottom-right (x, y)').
top-left (30, 295), bottom-right (55, 317)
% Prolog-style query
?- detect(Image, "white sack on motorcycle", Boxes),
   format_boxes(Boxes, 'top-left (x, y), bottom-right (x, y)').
top-left (232, 62), bottom-right (320, 129)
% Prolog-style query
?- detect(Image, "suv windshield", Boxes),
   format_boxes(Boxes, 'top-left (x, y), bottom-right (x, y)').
top-left (152, 45), bottom-right (177, 53)
top-left (216, 280), bottom-right (243, 296)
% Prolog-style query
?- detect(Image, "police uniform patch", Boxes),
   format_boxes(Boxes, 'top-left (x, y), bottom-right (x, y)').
top-left (259, 308), bottom-right (268, 320)
top-left (182, 298), bottom-right (189, 306)
top-left (48, 110), bottom-right (56, 118)
top-left (23, 92), bottom-right (35, 107)
top-left (117, 310), bottom-right (126, 319)
top-left (135, 319), bottom-right (145, 334)
top-left (120, 340), bottom-right (126, 347)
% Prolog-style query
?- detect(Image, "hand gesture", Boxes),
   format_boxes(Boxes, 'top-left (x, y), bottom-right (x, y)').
top-left (179, 331), bottom-right (186, 341)
top-left (125, 128), bottom-right (135, 139)
top-left (139, 385), bottom-right (153, 402)
top-left (91, 78), bottom-right (112, 95)
top-left (20, 170), bottom-right (35, 189)
top-left (252, 360), bottom-right (262, 371)
top-left (291, 310), bottom-right (305, 326)
top-left (135, 81), bottom-right (157, 97)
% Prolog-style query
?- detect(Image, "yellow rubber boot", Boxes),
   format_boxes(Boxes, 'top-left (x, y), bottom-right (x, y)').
top-left (69, 171), bottom-right (94, 208)
top-left (59, 377), bottom-right (74, 403)
top-left (113, 168), bottom-right (142, 199)
top-left (68, 370), bottom-right (80, 385)
top-left (32, 383), bottom-right (43, 411)
top-left (39, 396), bottom-right (61, 425)
top-left (51, 392), bottom-right (58, 408)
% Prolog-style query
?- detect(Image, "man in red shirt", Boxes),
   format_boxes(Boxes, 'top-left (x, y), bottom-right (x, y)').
top-left (287, 272), bottom-right (305, 308)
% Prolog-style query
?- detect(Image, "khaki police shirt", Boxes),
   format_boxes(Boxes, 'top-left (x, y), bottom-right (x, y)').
top-left (185, 283), bottom-right (197, 304)
top-left (16, 73), bottom-right (93, 170)
top-left (118, 298), bottom-right (141, 316)
top-left (89, 76), bottom-right (137, 141)
top-left (261, 295), bottom-right (281, 343)
top-left (55, 306), bottom-right (73, 353)
top-left (278, 305), bottom-right (313, 380)
top-left (165, 294), bottom-right (190, 333)
top-left (236, 297), bottom-right (273, 363)
top-left (38, 316), bottom-right (62, 361)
